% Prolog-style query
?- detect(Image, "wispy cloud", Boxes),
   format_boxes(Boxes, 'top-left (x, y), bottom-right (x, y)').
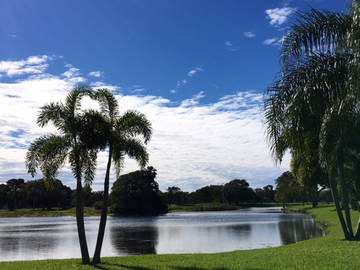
top-left (263, 38), bottom-right (279, 45)
top-left (90, 81), bottom-right (120, 92)
top-left (177, 66), bottom-right (203, 88)
top-left (0, 55), bottom-right (50, 77)
top-left (265, 7), bottom-right (296, 26)
top-left (187, 67), bottom-right (203, 77)
top-left (180, 91), bottom-right (205, 107)
top-left (62, 64), bottom-right (86, 83)
top-left (0, 55), bottom-right (289, 191)
top-left (244, 32), bottom-right (256, 38)
top-left (88, 71), bottom-right (103, 78)
top-left (263, 36), bottom-right (284, 46)
top-left (130, 88), bottom-right (146, 94)
top-left (224, 41), bottom-right (240, 51)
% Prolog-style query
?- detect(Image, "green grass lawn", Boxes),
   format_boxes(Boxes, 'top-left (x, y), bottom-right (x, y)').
top-left (168, 202), bottom-right (289, 212)
top-left (0, 207), bottom-right (101, 217)
top-left (0, 203), bottom-right (280, 217)
top-left (1, 205), bottom-right (360, 269)
top-left (168, 202), bottom-right (239, 212)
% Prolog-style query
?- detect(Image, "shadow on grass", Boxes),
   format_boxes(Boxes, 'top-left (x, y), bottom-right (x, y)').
top-left (171, 266), bottom-right (264, 270)
top-left (171, 267), bottom-right (228, 270)
top-left (95, 262), bottom-right (265, 270)
top-left (99, 262), bottom-right (153, 270)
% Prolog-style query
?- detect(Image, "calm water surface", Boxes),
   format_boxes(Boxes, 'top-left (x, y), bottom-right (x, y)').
top-left (0, 207), bottom-right (323, 261)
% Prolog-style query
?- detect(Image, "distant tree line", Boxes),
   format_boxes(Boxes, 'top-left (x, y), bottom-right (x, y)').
top-left (0, 178), bottom-right (103, 210)
top-left (163, 175), bottom-right (333, 207)
top-left (1, 170), bottom-right (335, 212)
top-left (163, 179), bottom-right (275, 205)
top-left (0, 170), bottom-right (333, 212)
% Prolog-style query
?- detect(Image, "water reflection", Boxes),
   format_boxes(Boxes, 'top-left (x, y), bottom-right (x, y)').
top-left (0, 221), bottom-right (62, 261)
top-left (111, 224), bottom-right (158, 254)
top-left (0, 208), bottom-right (323, 261)
top-left (279, 216), bottom-right (322, 245)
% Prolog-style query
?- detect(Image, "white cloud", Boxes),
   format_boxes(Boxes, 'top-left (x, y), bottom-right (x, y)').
top-left (244, 32), bottom-right (256, 38)
top-left (170, 89), bottom-right (176, 94)
top-left (0, 55), bottom-right (50, 77)
top-left (224, 41), bottom-right (240, 52)
top-left (88, 71), bottom-right (103, 78)
top-left (90, 81), bottom-right (120, 92)
top-left (180, 91), bottom-right (205, 107)
top-left (265, 7), bottom-right (296, 26)
top-left (263, 37), bottom-right (284, 46)
top-left (131, 88), bottom-right (146, 94)
top-left (263, 38), bottom-right (278, 45)
top-left (0, 55), bottom-right (289, 191)
top-left (187, 67), bottom-right (203, 77)
top-left (62, 64), bottom-right (86, 83)
top-left (176, 67), bottom-right (203, 88)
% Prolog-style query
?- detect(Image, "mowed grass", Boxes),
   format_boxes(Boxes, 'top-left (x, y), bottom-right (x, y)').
top-left (168, 202), bottom-right (239, 212)
top-left (0, 207), bottom-right (100, 217)
top-left (1, 205), bottom-right (360, 270)
top-left (0, 203), bottom-right (288, 217)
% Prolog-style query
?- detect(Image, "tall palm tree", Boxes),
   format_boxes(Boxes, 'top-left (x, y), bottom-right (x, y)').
top-left (265, 5), bottom-right (360, 240)
top-left (91, 89), bottom-right (152, 264)
top-left (26, 87), bottom-right (95, 264)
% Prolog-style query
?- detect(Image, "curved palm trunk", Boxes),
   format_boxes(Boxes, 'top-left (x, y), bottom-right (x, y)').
top-left (338, 151), bottom-right (354, 239)
top-left (92, 146), bottom-right (112, 264)
top-left (329, 171), bottom-right (351, 240)
top-left (76, 177), bottom-right (90, 264)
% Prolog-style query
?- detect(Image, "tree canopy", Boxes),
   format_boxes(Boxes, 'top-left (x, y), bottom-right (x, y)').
top-left (110, 167), bottom-right (167, 216)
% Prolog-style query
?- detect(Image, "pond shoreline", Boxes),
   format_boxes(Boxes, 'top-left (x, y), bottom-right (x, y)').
top-left (0, 203), bottom-right (291, 218)
top-left (0, 204), bottom-right (358, 270)
top-left (0, 206), bottom-right (324, 266)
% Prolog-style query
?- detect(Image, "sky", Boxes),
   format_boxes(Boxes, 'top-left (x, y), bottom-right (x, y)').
top-left (0, 0), bottom-right (349, 191)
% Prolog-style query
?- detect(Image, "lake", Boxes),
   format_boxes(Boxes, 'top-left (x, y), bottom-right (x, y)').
top-left (0, 207), bottom-right (323, 261)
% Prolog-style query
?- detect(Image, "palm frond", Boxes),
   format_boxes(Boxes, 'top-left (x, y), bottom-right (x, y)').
top-left (115, 110), bottom-right (152, 143)
top-left (113, 137), bottom-right (149, 169)
top-left (281, 9), bottom-right (351, 66)
top-left (265, 52), bottom-right (352, 162)
top-left (37, 102), bottom-right (65, 129)
top-left (79, 109), bottom-right (110, 150)
top-left (64, 86), bottom-right (92, 118)
top-left (93, 88), bottom-right (119, 121)
top-left (26, 135), bottom-right (71, 178)
top-left (68, 145), bottom-right (82, 181)
top-left (113, 154), bottom-right (125, 179)
top-left (81, 148), bottom-right (97, 186)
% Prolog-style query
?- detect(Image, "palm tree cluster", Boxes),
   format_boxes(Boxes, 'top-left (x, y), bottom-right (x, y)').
top-left (265, 2), bottom-right (360, 240)
top-left (26, 86), bottom-right (152, 264)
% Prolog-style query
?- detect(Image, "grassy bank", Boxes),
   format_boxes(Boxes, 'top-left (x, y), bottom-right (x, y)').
top-left (0, 207), bottom-right (100, 217)
top-left (169, 202), bottom-right (291, 213)
top-left (0, 204), bottom-right (236, 217)
top-left (168, 202), bottom-right (239, 212)
top-left (0, 203), bottom-right (280, 217)
top-left (1, 205), bottom-right (360, 269)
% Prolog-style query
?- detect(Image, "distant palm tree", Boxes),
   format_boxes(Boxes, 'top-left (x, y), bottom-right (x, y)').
top-left (91, 89), bottom-right (152, 264)
top-left (26, 87), bottom-right (95, 264)
top-left (265, 6), bottom-right (360, 240)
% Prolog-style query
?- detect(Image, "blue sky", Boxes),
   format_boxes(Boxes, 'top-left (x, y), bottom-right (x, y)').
top-left (0, 0), bottom-right (348, 191)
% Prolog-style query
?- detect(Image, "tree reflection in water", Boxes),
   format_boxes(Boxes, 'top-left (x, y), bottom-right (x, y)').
top-left (110, 223), bottom-right (159, 255)
top-left (0, 223), bottom-right (60, 260)
top-left (278, 216), bottom-right (323, 245)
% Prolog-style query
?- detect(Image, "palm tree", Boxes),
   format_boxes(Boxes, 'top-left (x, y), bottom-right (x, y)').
top-left (26, 87), bottom-right (95, 264)
top-left (265, 5), bottom-right (360, 240)
top-left (91, 89), bottom-right (152, 264)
